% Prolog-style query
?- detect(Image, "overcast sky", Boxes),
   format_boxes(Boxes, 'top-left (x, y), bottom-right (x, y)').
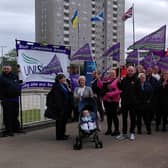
top-left (0, 0), bottom-right (168, 55)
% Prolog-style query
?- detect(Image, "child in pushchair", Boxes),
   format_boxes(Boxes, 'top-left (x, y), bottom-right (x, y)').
top-left (73, 98), bottom-right (103, 150)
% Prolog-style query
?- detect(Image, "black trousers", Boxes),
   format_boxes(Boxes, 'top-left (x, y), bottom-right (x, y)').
top-left (121, 104), bottom-right (136, 134)
top-left (2, 101), bottom-right (20, 133)
top-left (136, 104), bottom-right (152, 132)
top-left (73, 105), bottom-right (79, 121)
top-left (95, 96), bottom-right (104, 120)
top-left (56, 113), bottom-right (68, 139)
top-left (103, 101), bottom-right (119, 132)
top-left (156, 104), bottom-right (168, 129)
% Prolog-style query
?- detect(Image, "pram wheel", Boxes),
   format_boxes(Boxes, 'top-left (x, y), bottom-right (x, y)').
top-left (95, 141), bottom-right (103, 149)
top-left (73, 137), bottom-right (82, 150)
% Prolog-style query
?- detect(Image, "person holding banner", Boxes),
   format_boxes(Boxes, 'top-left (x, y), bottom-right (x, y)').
top-left (0, 65), bottom-right (21, 137)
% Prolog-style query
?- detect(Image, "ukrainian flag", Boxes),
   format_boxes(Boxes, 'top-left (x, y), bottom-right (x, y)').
top-left (71, 10), bottom-right (78, 29)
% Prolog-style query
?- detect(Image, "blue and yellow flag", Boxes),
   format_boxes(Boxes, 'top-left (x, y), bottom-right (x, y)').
top-left (71, 10), bottom-right (78, 29)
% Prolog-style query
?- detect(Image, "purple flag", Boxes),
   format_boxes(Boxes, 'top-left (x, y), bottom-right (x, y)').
top-left (103, 43), bottom-right (120, 62)
top-left (69, 74), bottom-right (80, 91)
top-left (128, 25), bottom-right (166, 51)
top-left (40, 54), bottom-right (63, 74)
top-left (140, 51), bottom-right (164, 69)
top-left (126, 50), bottom-right (138, 64)
top-left (158, 56), bottom-right (168, 70)
top-left (70, 43), bottom-right (93, 61)
top-left (140, 52), bottom-right (155, 69)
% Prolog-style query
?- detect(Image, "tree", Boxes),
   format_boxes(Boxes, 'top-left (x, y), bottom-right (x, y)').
top-left (0, 49), bottom-right (17, 72)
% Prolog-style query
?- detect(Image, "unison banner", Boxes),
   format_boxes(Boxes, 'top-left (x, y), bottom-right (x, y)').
top-left (16, 40), bottom-right (70, 89)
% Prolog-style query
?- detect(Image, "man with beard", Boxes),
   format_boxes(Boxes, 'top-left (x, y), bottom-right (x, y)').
top-left (0, 65), bottom-right (21, 137)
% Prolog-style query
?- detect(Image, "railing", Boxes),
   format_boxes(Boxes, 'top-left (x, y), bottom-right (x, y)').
top-left (0, 89), bottom-right (53, 131)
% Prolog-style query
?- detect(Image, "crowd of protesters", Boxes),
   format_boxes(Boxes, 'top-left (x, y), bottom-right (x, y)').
top-left (71, 64), bottom-right (167, 141)
top-left (0, 64), bottom-right (168, 141)
top-left (45, 64), bottom-right (168, 141)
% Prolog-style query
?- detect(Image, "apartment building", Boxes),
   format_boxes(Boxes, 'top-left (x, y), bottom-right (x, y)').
top-left (35, 0), bottom-right (125, 69)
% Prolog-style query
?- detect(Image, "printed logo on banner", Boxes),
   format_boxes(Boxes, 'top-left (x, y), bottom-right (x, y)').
top-left (22, 54), bottom-right (41, 64)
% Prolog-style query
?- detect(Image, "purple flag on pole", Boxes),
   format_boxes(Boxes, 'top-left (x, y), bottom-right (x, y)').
top-left (40, 54), bottom-right (63, 74)
top-left (140, 52), bottom-right (155, 69)
top-left (158, 56), bottom-right (168, 70)
top-left (70, 43), bottom-right (93, 61)
top-left (140, 50), bottom-right (164, 69)
top-left (128, 25), bottom-right (166, 51)
top-left (126, 50), bottom-right (138, 64)
top-left (103, 43), bottom-right (120, 62)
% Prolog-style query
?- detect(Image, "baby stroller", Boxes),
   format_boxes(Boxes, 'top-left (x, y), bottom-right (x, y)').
top-left (73, 98), bottom-right (103, 150)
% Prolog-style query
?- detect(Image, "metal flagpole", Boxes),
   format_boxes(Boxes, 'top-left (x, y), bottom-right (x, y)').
top-left (132, 4), bottom-right (135, 46)
top-left (132, 4), bottom-right (138, 65)
top-left (77, 20), bottom-right (81, 75)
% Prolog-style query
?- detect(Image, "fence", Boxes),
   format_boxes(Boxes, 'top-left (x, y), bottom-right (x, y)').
top-left (0, 89), bottom-right (53, 131)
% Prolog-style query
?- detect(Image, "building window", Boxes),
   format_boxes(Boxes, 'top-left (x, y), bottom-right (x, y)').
top-left (64, 34), bottom-right (69, 38)
top-left (113, 1), bottom-right (118, 5)
top-left (64, 12), bottom-right (69, 17)
top-left (64, 20), bottom-right (69, 24)
top-left (64, 5), bottom-right (69, 10)
top-left (92, 11), bottom-right (96, 15)
top-left (64, 41), bottom-right (69, 45)
top-left (113, 13), bottom-right (117, 17)
top-left (64, 27), bottom-right (69, 31)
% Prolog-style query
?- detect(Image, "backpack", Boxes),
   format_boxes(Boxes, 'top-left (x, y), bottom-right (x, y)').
top-left (44, 89), bottom-right (57, 120)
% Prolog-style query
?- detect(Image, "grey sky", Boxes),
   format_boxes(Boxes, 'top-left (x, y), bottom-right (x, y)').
top-left (0, 0), bottom-right (35, 55)
top-left (125, 0), bottom-right (168, 50)
top-left (0, 0), bottom-right (167, 55)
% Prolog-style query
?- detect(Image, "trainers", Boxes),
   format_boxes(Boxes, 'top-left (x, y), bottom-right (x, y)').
top-left (130, 133), bottom-right (135, 141)
top-left (116, 134), bottom-right (128, 140)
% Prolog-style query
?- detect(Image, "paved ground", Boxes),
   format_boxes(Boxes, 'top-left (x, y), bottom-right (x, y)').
top-left (0, 121), bottom-right (168, 168)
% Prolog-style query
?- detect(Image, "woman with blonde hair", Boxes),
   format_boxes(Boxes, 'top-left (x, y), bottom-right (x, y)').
top-left (73, 76), bottom-right (94, 118)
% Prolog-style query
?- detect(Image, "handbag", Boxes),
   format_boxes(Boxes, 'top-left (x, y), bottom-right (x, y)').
top-left (44, 107), bottom-right (56, 120)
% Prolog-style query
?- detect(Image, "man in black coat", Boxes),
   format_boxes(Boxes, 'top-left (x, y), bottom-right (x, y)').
top-left (117, 66), bottom-right (141, 141)
top-left (0, 65), bottom-right (21, 136)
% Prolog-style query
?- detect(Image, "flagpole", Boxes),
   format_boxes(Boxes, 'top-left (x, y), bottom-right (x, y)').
top-left (132, 4), bottom-right (135, 46)
top-left (132, 4), bottom-right (138, 65)
top-left (77, 7), bottom-right (80, 75)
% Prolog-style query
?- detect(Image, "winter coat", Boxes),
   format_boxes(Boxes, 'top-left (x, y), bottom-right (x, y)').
top-left (102, 78), bottom-right (121, 103)
top-left (119, 74), bottom-right (141, 106)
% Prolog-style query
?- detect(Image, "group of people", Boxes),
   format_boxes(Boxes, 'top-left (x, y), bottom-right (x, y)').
top-left (0, 63), bottom-right (168, 141)
top-left (46, 64), bottom-right (168, 141)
